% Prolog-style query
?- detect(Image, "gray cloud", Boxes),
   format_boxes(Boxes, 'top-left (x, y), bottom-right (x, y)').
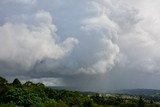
top-left (0, 0), bottom-right (160, 91)
top-left (0, 10), bottom-right (78, 75)
top-left (0, 0), bottom-right (37, 4)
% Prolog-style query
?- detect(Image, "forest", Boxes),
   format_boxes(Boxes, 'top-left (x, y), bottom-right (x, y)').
top-left (0, 76), bottom-right (160, 107)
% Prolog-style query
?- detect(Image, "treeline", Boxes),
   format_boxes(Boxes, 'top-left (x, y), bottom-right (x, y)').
top-left (0, 76), bottom-right (160, 107)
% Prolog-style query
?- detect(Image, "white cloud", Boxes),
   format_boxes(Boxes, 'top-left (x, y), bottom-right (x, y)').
top-left (78, 11), bottom-right (120, 74)
top-left (118, 0), bottom-right (160, 74)
top-left (24, 78), bottom-right (63, 86)
top-left (1, 0), bottom-right (160, 90)
top-left (0, 10), bottom-right (78, 72)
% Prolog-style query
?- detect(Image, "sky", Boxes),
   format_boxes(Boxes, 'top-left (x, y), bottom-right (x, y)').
top-left (0, 0), bottom-right (160, 92)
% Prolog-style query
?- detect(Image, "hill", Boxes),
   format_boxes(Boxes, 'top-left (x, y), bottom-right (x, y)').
top-left (1, 76), bottom-right (160, 107)
top-left (110, 89), bottom-right (160, 101)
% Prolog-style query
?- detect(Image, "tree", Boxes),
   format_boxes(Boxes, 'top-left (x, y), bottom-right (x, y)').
top-left (57, 100), bottom-right (67, 107)
top-left (138, 96), bottom-right (144, 107)
top-left (36, 83), bottom-right (45, 89)
top-left (0, 76), bottom-right (8, 97)
top-left (150, 100), bottom-right (153, 104)
top-left (44, 99), bottom-right (57, 107)
top-left (0, 102), bottom-right (17, 107)
top-left (24, 81), bottom-right (34, 86)
top-left (0, 76), bottom-right (8, 86)
top-left (12, 78), bottom-right (22, 87)
top-left (4, 88), bottom-right (44, 107)
top-left (83, 100), bottom-right (93, 107)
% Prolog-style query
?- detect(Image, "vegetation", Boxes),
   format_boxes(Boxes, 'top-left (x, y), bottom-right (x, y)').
top-left (0, 76), bottom-right (160, 107)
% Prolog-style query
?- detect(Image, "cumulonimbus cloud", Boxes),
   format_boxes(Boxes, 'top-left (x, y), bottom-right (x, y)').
top-left (1, 0), bottom-right (160, 91)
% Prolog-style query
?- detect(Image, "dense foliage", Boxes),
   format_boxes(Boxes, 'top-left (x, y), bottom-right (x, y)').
top-left (0, 76), bottom-right (160, 107)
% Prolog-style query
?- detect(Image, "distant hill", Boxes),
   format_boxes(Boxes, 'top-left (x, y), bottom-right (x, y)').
top-left (109, 89), bottom-right (160, 101)
top-left (111, 89), bottom-right (160, 96)
top-left (47, 86), bottom-right (81, 91)
top-left (47, 86), bottom-right (98, 95)
top-left (48, 87), bottom-right (160, 96)
top-left (48, 86), bottom-right (160, 101)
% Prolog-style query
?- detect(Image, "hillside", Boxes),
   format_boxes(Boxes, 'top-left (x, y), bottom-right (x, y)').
top-left (0, 76), bottom-right (160, 107)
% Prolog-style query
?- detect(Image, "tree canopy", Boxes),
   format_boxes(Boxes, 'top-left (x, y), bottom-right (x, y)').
top-left (0, 76), bottom-right (159, 107)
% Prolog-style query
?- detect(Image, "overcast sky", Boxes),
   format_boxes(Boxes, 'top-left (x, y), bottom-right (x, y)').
top-left (0, 0), bottom-right (160, 92)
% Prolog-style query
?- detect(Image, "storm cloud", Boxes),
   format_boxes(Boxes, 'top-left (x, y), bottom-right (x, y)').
top-left (0, 0), bottom-right (160, 91)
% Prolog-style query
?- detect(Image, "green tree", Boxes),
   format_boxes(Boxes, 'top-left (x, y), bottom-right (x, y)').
top-left (150, 100), bottom-right (153, 104)
top-left (83, 99), bottom-right (93, 107)
top-left (12, 78), bottom-right (22, 87)
top-left (57, 100), bottom-right (67, 107)
top-left (4, 88), bottom-right (44, 107)
top-left (0, 102), bottom-right (17, 107)
top-left (44, 99), bottom-right (57, 107)
top-left (0, 76), bottom-right (8, 86)
top-left (0, 76), bottom-right (9, 101)
top-left (24, 81), bottom-right (34, 86)
top-left (138, 96), bottom-right (144, 107)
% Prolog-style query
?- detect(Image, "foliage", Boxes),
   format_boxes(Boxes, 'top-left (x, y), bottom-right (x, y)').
top-left (4, 88), bottom-right (44, 107)
top-left (0, 76), bottom-right (160, 107)
top-left (0, 102), bottom-right (17, 107)
top-left (12, 78), bottom-right (22, 87)
top-left (0, 76), bottom-right (8, 86)
top-left (44, 99), bottom-right (57, 107)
